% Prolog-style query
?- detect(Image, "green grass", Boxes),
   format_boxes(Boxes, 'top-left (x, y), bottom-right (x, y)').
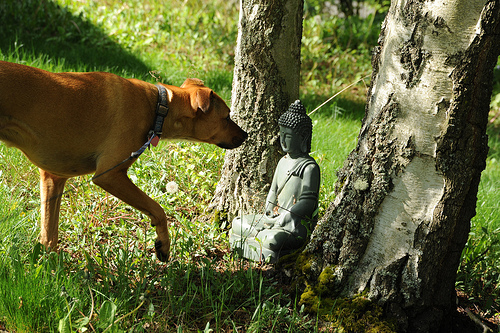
top-left (310, 105), bottom-right (363, 213)
top-left (0, 0), bottom-right (499, 331)
top-left (456, 125), bottom-right (500, 318)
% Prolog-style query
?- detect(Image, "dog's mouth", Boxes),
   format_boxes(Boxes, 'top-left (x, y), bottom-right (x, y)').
top-left (217, 132), bottom-right (248, 149)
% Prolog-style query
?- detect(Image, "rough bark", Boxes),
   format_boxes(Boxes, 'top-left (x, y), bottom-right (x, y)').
top-left (297, 1), bottom-right (500, 332)
top-left (210, 0), bottom-right (304, 222)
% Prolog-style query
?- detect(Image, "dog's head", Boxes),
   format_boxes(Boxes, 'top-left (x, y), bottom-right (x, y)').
top-left (165, 79), bottom-right (247, 149)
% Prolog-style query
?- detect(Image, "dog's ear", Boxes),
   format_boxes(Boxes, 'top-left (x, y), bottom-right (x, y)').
top-left (194, 89), bottom-right (213, 113)
top-left (181, 78), bottom-right (205, 88)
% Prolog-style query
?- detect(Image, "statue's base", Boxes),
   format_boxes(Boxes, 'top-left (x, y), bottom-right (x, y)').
top-left (229, 230), bottom-right (292, 263)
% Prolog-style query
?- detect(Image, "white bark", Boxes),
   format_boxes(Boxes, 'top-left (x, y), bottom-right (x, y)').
top-left (298, 0), bottom-right (500, 331)
top-left (350, 0), bottom-right (489, 297)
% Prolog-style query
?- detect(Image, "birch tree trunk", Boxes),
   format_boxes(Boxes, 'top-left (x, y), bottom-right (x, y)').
top-left (210, 0), bottom-right (304, 222)
top-left (296, 1), bottom-right (500, 332)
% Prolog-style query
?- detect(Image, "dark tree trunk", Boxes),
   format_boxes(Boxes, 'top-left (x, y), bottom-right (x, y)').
top-left (210, 0), bottom-right (304, 223)
top-left (295, 1), bottom-right (500, 332)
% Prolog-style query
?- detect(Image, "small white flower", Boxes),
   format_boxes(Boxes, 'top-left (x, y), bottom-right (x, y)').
top-left (166, 181), bottom-right (179, 194)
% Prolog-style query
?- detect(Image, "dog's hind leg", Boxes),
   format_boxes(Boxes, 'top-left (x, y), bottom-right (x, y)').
top-left (92, 167), bottom-right (171, 262)
top-left (39, 169), bottom-right (68, 251)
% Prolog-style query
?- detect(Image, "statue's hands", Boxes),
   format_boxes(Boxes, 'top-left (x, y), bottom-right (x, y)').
top-left (265, 201), bottom-right (279, 217)
top-left (263, 219), bottom-right (274, 229)
top-left (265, 206), bottom-right (273, 217)
top-left (254, 224), bottom-right (265, 232)
top-left (275, 213), bottom-right (291, 228)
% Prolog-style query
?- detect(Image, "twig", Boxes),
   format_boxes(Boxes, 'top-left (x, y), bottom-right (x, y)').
top-left (488, 108), bottom-right (500, 126)
top-left (308, 74), bottom-right (371, 116)
top-left (465, 308), bottom-right (492, 333)
top-left (88, 285), bottom-right (96, 332)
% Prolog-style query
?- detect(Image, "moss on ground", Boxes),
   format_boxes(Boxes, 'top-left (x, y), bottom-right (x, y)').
top-left (281, 252), bottom-right (397, 333)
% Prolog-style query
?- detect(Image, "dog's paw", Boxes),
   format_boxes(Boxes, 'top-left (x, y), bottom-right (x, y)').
top-left (155, 240), bottom-right (170, 262)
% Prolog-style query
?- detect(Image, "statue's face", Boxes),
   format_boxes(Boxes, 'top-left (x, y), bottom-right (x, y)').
top-left (279, 126), bottom-right (303, 155)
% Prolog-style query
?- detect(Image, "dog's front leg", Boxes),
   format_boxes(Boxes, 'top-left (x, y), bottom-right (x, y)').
top-left (92, 167), bottom-right (170, 262)
top-left (39, 169), bottom-right (68, 251)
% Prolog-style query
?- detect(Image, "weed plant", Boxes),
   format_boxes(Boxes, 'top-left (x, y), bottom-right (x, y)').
top-left (0, 0), bottom-right (498, 331)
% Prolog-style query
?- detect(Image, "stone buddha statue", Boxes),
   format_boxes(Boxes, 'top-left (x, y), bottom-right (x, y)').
top-left (230, 100), bottom-right (321, 263)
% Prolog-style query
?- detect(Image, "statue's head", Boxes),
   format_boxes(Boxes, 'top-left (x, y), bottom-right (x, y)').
top-left (278, 100), bottom-right (312, 154)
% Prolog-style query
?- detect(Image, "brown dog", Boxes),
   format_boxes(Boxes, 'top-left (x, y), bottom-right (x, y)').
top-left (0, 61), bottom-right (247, 261)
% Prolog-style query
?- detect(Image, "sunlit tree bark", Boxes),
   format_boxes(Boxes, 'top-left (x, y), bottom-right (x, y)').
top-left (296, 1), bottom-right (500, 332)
top-left (210, 0), bottom-right (304, 223)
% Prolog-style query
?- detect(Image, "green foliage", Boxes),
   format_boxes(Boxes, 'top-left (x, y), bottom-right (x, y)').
top-left (489, 59), bottom-right (500, 112)
top-left (301, 0), bottom-right (387, 91)
top-left (0, 244), bottom-right (81, 332)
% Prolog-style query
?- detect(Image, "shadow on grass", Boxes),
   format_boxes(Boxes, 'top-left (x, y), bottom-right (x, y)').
top-left (0, 0), bottom-right (150, 77)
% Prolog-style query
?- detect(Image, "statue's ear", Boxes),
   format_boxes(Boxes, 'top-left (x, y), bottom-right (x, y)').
top-left (194, 89), bottom-right (213, 113)
top-left (301, 137), bottom-right (309, 154)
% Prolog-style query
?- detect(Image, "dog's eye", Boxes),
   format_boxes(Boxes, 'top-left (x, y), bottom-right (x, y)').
top-left (225, 115), bottom-right (230, 121)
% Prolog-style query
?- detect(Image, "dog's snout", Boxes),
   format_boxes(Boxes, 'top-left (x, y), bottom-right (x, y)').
top-left (239, 131), bottom-right (248, 143)
top-left (217, 130), bottom-right (248, 150)
top-left (233, 131), bottom-right (248, 147)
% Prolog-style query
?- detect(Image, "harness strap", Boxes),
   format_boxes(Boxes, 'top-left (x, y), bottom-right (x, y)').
top-left (130, 84), bottom-right (169, 159)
